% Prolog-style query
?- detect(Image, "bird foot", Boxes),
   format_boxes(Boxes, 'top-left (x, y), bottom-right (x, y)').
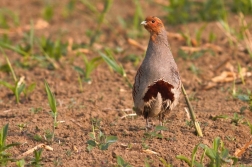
top-left (145, 119), bottom-right (154, 132)
top-left (145, 125), bottom-right (154, 132)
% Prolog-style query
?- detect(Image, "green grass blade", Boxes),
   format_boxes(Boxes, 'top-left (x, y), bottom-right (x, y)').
top-left (124, 76), bottom-right (133, 88)
top-left (200, 147), bottom-right (206, 164)
top-left (79, 0), bottom-right (97, 14)
top-left (44, 80), bottom-right (57, 113)
top-left (116, 155), bottom-right (125, 166)
top-left (133, 0), bottom-right (144, 30)
top-left (89, 0), bottom-right (113, 46)
top-left (155, 125), bottom-right (167, 131)
top-left (29, 20), bottom-right (34, 55)
top-left (0, 48), bottom-right (17, 82)
top-left (0, 42), bottom-right (27, 56)
top-left (17, 83), bottom-right (25, 96)
top-left (238, 63), bottom-right (245, 84)
top-left (191, 144), bottom-right (200, 167)
top-left (200, 144), bottom-right (215, 160)
top-left (100, 52), bottom-right (126, 77)
top-left (105, 136), bottom-right (118, 144)
top-left (16, 159), bottom-right (25, 167)
top-left (15, 81), bottom-right (25, 103)
top-left (249, 94), bottom-right (252, 112)
top-left (73, 66), bottom-right (85, 75)
top-left (98, 0), bottom-right (113, 25)
top-left (159, 157), bottom-right (172, 167)
top-left (213, 137), bottom-right (220, 152)
top-left (24, 83), bottom-right (36, 97)
top-left (0, 80), bottom-right (15, 92)
top-left (2, 142), bottom-right (20, 150)
top-left (82, 55), bottom-right (102, 80)
top-left (194, 162), bottom-right (204, 167)
top-left (246, 119), bottom-right (252, 134)
top-left (0, 124), bottom-right (9, 147)
top-left (176, 155), bottom-right (192, 166)
top-left (116, 155), bottom-right (132, 167)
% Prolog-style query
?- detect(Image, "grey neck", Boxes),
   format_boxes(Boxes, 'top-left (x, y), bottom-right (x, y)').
top-left (146, 28), bottom-right (170, 57)
top-left (154, 29), bottom-right (169, 46)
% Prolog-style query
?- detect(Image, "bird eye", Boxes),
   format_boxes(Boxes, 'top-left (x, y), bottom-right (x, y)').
top-left (151, 20), bottom-right (155, 23)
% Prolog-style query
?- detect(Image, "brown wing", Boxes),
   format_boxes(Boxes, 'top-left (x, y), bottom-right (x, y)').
top-left (132, 64), bottom-right (143, 102)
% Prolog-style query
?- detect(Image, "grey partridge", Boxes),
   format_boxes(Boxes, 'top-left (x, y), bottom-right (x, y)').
top-left (132, 16), bottom-right (181, 129)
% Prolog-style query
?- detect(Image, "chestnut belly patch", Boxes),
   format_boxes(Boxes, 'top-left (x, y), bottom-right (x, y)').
top-left (143, 79), bottom-right (174, 102)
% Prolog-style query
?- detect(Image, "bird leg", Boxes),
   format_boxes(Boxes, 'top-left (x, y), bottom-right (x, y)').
top-left (158, 114), bottom-right (164, 134)
top-left (145, 118), bottom-right (150, 132)
top-left (145, 118), bottom-right (154, 132)
top-left (159, 118), bottom-right (163, 126)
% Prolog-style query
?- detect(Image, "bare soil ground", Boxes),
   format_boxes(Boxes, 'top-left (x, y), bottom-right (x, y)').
top-left (0, 0), bottom-right (252, 166)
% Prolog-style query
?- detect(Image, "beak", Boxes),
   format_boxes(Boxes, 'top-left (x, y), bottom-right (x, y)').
top-left (141, 21), bottom-right (147, 25)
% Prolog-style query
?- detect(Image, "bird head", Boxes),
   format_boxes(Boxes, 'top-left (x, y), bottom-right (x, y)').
top-left (141, 16), bottom-right (164, 35)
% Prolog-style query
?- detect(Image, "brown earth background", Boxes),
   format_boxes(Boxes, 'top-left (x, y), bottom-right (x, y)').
top-left (0, 0), bottom-right (252, 166)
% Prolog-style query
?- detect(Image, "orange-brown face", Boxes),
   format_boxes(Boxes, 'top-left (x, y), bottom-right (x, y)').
top-left (141, 16), bottom-right (164, 34)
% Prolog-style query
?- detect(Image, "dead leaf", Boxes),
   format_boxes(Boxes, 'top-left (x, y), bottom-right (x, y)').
top-left (142, 149), bottom-right (159, 155)
top-left (153, 0), bottom-right (169, 6)
top-left (211, 71), bottom-right (236, 83)
top-left (234, 139), bottom-right (252, 157)
top-left (68, 38), bottom-right (73, 52)
top-left (73, 48), bottom-right (90, 54)
top-left (203, 82), bottom-right (218, 90)
top-left (191, 38), bottom-right (198, 47)
top-left (225, 62), bottom-right (234, 72)
top-left (211, 68), bottom-right (251, 83)
top-left (180, 46), bottom-right (202, 53)
top-left (127, 38), bottom-right (146, 51)
top-left (17, 144), bottom-right (53, 159)
top-left (167, 32), bottom-right (184, 41)
top-left (73, 145), bottom-right (79, 153)
top-left (120, 113), bottom-right (137, 119)
top-left (203, 43), bottom-right (223, 53)
top-left (34, 19), bottom-right (49, 30)
top-left (181, 43), bottom-right (223, 53)
top-left (0, 19), bottom-right (49, 35)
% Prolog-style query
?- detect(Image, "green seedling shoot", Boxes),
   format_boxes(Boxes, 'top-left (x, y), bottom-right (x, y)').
top-left (73, 54), bottom-right (102, 84)
top-left (176, 144), bottom-right (205, 167)
top-left (0, 48), bottom-right (36, 103)
top-left (44, 80), bottom-right (57, 142)
top-left (231, 113), bottom-right (243, 126)
top-left (0, 124), bottom-right (20, 166)
top-left (16, 159), bottom-right (25, 167)
top-left (159, 157), bottom-right (173, 167)
top-left (246, 119), bottom-right (252, 134)
top-left (116, 155), bottom-right (132, 167)
top-left (87, 119), bottom-right (117, 151)
top-left (177, 137), bottom-right (238, 166)
top-left (30, 148), bottom-right (43, 167)
top-left (143, 126), bottom-right (167, 139)
top-left (88, 0), bottom-right (113, 46)
top-left (42, 3), bottom-right (54, 22)
top-left (100, 50), bottom-right (132, 88)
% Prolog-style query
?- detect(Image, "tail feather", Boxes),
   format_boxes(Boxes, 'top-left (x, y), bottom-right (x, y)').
top-left (145, 92), bottom-right (162, 117)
